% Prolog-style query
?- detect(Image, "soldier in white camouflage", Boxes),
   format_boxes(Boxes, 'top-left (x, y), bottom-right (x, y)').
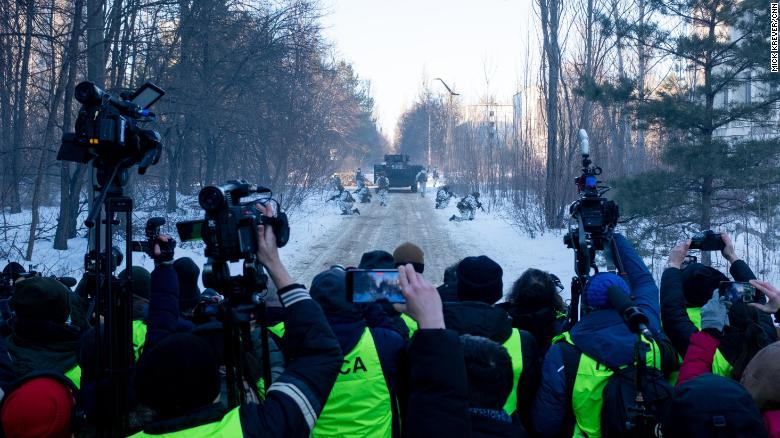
top-left (329, 184), bottom-right (360, 215)
top-left (449, 192), bottom-right (483, 221)
top-left (435, 185), bottom-right (457, 209)
top-left (376, 173), bottom-right (390, 206)
top-left (415, 169), bottom-right (428, 198)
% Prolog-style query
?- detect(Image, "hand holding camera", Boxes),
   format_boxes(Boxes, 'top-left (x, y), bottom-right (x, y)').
top-left (152, 234), bottom-right (176, 266)
top-left (719, 233), bottom-right (738, 263)
top-left (701, 290), bottom-right (731, 334)
top-left (748, 280), bottom-right (780, 314)
top-left (667, 240), bottom-right (692, 269)
top-left (255, 202), bottom-right (293, 290)
top-left (394, 264), bottom-right (444, 330)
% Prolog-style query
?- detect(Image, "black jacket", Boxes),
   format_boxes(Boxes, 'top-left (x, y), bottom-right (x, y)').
top-left (405, 328), bottom-right (530, 438)
top-left (443, 301), bottom-right (540, 428)
top-left (136, 283), bottom-right (343, 437)
top-left (661, 259), bottom-right (777, 364)
top-left (6, 319), bottom-right (80, 379)
top-left (405, 329), bottom-right (470, 437)
top-left (470, 409), bottom-right (529, 438)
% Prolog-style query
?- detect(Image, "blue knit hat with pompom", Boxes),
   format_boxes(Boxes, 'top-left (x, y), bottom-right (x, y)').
top-left (584, 273), bottom-right (630, 310)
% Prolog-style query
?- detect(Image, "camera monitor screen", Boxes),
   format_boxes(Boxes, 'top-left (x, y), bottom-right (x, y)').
top-left (718, 281), bottom-right (756, 304)
top-left (347, 269), bottom-right (405, 303)
top-left (131, 83), bottom-right (165, 109)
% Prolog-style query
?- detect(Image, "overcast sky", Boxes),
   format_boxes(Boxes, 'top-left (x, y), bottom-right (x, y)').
top-left (320, 0), bottom-right (537, 139)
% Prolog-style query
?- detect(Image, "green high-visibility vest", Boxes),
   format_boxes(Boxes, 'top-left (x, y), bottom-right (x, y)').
top-left (685, 307), bottom-right (733, 377)
top-left (128, 406), bottom-right (242, 437)
top-left (268, 322), bottom-right (285, 338)
top-left (312, 327), bottom-right (392, 438)
top-left (400, 314), bottom-right (418, 338)
top-left (133, 320), bottom-right (148, 361)
top-left (502, 328), bottom-right (523, 415)
top-left (554, 331), bottom-right (662, 438)
top-left (64, 365), bottom-right (81, 389)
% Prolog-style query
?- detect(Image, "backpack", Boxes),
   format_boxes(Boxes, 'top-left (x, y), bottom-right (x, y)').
top-left (560, 343), bottom-right (673, 438)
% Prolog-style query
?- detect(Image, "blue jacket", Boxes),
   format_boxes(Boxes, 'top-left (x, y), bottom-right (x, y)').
top-left (531, 234), bottom-right (673, 437)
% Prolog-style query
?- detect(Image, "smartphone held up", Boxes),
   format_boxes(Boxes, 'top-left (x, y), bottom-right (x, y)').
top-left (346, 269), bottom-right (405, 304)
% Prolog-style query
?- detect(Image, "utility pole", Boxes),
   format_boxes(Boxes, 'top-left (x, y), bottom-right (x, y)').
top-left (427, 111), bottom-right (432, 168)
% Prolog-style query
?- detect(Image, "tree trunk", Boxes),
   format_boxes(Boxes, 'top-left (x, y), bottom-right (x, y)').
top-left (540, 0), bottom-right (562, 228)
top-left (54, 0), bottom-right (85, 250)
top-left (9, 0), bottom-right (36, 214)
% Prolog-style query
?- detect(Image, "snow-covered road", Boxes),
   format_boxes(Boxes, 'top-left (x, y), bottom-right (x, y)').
top-left (285, 188), bottom-right (464, 289)
top-left (283, 187), bottom-right (575, 300)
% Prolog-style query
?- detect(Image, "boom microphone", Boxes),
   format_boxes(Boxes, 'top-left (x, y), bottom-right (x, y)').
top-left (608, 285), bottom-right (654, 340)
top-left (578, 129), bottom-right (589, 155)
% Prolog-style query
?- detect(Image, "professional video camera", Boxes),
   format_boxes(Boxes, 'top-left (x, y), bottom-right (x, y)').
top-left (177, 180), bottom-right (289, 288)
top-left (563, 129), bottom-right (623, 324)
top-left (56, 81), bottom-right (166, 436)
top-left (176, 179), bottom-right (290, 407)
top-left (58, 81), bottom-right (164, 173)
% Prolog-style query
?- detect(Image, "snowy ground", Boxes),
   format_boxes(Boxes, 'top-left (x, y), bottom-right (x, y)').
top-left (2, 181), bottom-right (777, 303)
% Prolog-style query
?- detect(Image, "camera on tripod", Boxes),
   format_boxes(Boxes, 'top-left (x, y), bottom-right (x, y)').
top-left (563, 129), bottom-right (619, 252)
top-left (176, 180), bottom-right (290, 263)
top-left (57, 81), bottom-right (164, 174)
top-left (176, 180), bottom-right (290, 407)
top-left (563, 130), bottom-right (623, 324)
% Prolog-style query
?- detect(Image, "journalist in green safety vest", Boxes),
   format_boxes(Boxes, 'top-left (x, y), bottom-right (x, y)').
top-left (307, 267), bottom-right (406, 438)
top-left (130, 279), bottom-right (343, 438)
top-left (6, 277), bottom-right (84, 389)
top-left (532, 234), bottom-right (678, 437)
top-left (434, 255), bottom-right (541, 427)
top-left (659, 236), bottom-right (777, 381)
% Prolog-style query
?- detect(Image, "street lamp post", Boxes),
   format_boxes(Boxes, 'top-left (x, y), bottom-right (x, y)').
top-left (434, 78), bottom-right (459, 177)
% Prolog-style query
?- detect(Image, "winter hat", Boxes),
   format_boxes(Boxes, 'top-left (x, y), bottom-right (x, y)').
top-left (358, 250), bottom-right (395, 269)
top-left (583, 273), bottom-right (630, 310)
top-left (681, 263), bottom-right (729, 307)
top-left (118, 266), bottom-right (152, 300)
top-left (393, 242), bottom-right (425, 273)
top-left (310, 268), bottom-right (357, 315)
top-left (10, 277), bottom-right (71, 324)
top-left (662, 374), bottom-right (767, 438)
top-left (741, 341), bottom-right (780, 409)
top-left (2, 262), bottom-right (25, 281)
top-left (1, 377), bottom-right (75, 438)
top-left (456, 256), bottom-right (503, 305)
top-left (135, 333), bottom-right (221, 416)
top-left (173, 257), bottom-right (201, 311)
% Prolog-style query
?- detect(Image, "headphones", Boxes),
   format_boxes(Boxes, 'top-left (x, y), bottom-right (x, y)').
top-left (1, 370), bottom-right (87, 433)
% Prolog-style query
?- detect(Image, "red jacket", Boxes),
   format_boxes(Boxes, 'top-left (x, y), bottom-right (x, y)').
top-left (677, 331), bottom-right (720, 386)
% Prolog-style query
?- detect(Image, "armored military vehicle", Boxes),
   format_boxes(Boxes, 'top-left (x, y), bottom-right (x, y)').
top-left (373, 154), bottom-right (425, 192)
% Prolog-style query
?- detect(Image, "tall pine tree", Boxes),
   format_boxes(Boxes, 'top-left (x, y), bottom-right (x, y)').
top-left (615, 0), bottom-right (780, 263)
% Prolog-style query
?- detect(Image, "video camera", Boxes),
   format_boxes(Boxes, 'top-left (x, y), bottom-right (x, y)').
top-left (563, 130), bottom-right (623, 324)
top-left (176, 180), bottom-right (290, 263)
top-left (58, 81), bottom-right (164, 173)
top-left (132, 217), bottom-right (175, 260)
top-left (563, 130), bottom-right (619, 251)
top-left (176, 180), bottom-right (289, 407)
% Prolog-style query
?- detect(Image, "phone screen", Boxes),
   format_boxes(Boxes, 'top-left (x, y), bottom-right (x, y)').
top-left (347, 269), bottom-right (405, 303)
top-left (718, 281), bottom-right (756, 304)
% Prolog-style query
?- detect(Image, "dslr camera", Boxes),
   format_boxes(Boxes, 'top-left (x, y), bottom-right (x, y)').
top-left (689, 230), bottom-right (724, 251)
top-left (58, 81), bottom-right (164, 173)
top-left (177, 180), bottom-right (290, 263)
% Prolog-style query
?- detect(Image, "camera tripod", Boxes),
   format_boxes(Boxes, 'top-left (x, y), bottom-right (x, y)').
top-left (203, 257), bottom-right (273, 408)
top-left (83, 159), bottom-right (136, 437)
